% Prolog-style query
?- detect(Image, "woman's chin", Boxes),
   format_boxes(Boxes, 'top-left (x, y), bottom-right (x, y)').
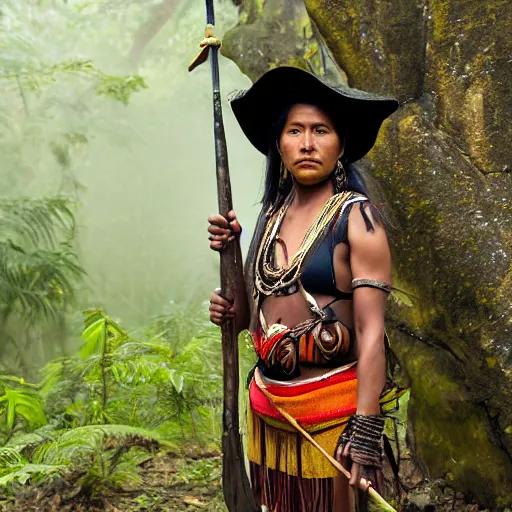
top-left (294, 173), bottom-right (332, 187)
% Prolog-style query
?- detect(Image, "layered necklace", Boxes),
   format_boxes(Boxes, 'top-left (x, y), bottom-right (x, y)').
top-left (254, 191), bottom-right (354, 297)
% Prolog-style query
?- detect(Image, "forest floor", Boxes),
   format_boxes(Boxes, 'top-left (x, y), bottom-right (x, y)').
top-left (1, 450), bottom-right (488, 512)
top-left (1, 449), bottom-right (226, 512)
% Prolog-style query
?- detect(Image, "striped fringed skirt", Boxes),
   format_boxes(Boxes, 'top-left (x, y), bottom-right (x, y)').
top-left (247, 363), bottom-right (358, 512)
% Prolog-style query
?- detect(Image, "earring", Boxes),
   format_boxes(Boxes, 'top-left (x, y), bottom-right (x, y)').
top-left (334, 160), bottom-right (347, 192)
top-left (279, 161), bottom-right (288, 186)
top-left (269, 161), bottom-right (289, 216)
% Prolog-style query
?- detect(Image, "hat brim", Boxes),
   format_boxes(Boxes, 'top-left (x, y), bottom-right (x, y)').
top-left (229, 67), bottom-right (399, 163)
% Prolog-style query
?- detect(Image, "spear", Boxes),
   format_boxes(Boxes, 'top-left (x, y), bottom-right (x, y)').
top-left (189, 2), bottom-right (257, 511)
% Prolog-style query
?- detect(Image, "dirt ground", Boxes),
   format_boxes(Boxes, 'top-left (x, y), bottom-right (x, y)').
top-left (0, 451), bottom-right (488, 512)
top-left (0, 452), bottom-right (226, 512)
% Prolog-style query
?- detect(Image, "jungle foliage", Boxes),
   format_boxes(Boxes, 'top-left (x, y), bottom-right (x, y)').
top-left (0, 307), bottom-right (226, 504)
top-left (0, 1), bottom-right (246, 509)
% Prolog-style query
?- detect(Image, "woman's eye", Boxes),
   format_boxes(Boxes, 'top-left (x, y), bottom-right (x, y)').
top-left (289, 129), bottom-right (300, 134)
top-left (316, 128), bottom-right (327, 134)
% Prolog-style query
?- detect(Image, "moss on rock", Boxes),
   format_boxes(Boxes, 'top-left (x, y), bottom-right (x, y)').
top-left (393, 329), bottom-right (512, 506)
top-left (222, 0), bottom-right (324, 82)
top-left (373, 104), bottom-right (512, 505)
top-left (426, 0), bottom-right (512, 172)
top-left (305, 0), bottom-right (427, 101)
top-left (223, 0), bottom-right (512, 506)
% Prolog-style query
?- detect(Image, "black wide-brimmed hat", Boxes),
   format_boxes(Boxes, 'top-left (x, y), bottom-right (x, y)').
top-left (229, 67), bottom-right (399, 163)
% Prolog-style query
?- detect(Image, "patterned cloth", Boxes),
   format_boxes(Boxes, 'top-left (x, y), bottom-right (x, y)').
top-left (248, 366), bottom-right (356, 511)
top-left (247, 366), bottom-right (404, 511)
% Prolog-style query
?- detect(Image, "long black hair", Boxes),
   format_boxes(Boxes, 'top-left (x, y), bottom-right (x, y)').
top-left (244, 102), bottom-right (374, 297)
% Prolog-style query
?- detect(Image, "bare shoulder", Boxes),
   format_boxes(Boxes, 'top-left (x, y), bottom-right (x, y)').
top-left (347, 200), bottom-right (391, 280)
top-left (347, 200), bottom-right (387, 239)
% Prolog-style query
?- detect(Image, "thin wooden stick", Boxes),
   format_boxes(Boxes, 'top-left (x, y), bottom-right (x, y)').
top-left (189, 2), bottom-right (257, 510)
top-left (254, 370), bottom-right (397, 512)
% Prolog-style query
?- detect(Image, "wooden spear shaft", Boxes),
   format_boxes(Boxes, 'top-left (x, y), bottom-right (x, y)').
top-left (192, 2), bottom-right (257, 511)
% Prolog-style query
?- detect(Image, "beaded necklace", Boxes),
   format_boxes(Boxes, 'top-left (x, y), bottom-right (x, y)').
top-left (254, 191), bottom-right (355, 297)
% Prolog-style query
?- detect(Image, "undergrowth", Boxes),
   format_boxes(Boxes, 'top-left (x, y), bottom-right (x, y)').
top-left (0, 307), bottom-right (244, 509)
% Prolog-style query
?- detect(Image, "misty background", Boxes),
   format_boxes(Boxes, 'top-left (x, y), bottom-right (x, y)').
top-left (1, 0), bottom-right (263, 361)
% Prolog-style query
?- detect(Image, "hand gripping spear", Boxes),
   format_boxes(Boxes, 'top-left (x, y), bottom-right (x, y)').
top-left (189, 2), bottom-right (258, 511)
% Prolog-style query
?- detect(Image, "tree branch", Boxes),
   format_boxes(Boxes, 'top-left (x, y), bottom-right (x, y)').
top-left (128, 0), bottom-right (183, 69)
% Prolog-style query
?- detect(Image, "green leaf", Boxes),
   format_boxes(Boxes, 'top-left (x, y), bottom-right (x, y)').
top-left (0, 463), bottom-right (66, 488)
top-left (0, 386), bottom-right (47, 432)
top-left (0, 447), bottom-right (26, 471)
top-left (80, 318), bottom-right (106, 358)
top-left (95, 74), bottom-right (148, 105)
top-left (6, 389), bottom-right (16, 431)
top-left (169, 370), bottom-right (184, 395)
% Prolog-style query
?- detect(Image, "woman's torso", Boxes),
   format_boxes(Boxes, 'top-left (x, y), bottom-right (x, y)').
top-left (256, 192), bottom-right (361, 381)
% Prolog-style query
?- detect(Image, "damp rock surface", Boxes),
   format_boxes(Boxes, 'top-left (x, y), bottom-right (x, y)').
top-left (224, 0), bottom-right (512, 507)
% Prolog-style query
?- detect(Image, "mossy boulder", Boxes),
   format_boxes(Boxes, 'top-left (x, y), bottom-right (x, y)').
top-left (224, 0), bottom-right (512, 507)
top-left (425, 0), bottom-right (512, 173)
top-left (392, 328), bottom-right (512, 507)
top-left (221, 0), bottom-right (326, 81)
top-left (373, 104), bottom-right (512, 505)
top-left (305, 0), bottom-right (427, 101)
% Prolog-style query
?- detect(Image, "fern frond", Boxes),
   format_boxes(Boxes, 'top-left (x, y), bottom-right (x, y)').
top-left (0, 446), bottom-right (26, 470)
top-left (0, 463), bottom-right (67, 488)
top-left (0, 197), bottom-right (75, 248)
top-left (0, 242), bottom-right (84, 323)
top-left (106, 355), bottom-right (171, 386)
top-left (57, 424), bottom-right (173, 450)
top-left (39, 357), bottom-right (74, 397)
top-left (114, 339), bottom-right (174, 360)
top-left (5, 428), bottom-right (51, 453)
top-left (28, 424), bottom-right (173, 466)
top-left (75, 446), bottom-right (151, 497)
top-left (0, 448), bottom-right (65, 493)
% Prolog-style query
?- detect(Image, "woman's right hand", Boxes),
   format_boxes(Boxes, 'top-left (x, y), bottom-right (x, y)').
top-left (209, 288), bottom-right (235, 326)
top-left (207, 210), bottom-right (241, 251)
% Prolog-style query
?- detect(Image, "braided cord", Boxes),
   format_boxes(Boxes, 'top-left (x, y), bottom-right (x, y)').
top-left (339, 414), bottom-right (385, 468)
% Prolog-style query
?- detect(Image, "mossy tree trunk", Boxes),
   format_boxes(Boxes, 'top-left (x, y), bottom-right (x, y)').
top-left (224, 0), bottom-right (512, 507)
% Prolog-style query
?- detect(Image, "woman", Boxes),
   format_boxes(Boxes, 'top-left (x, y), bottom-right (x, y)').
top-left (207, 67), bottom-right (400, 512)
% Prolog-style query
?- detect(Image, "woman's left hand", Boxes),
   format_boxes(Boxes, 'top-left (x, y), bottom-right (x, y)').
top-left (336, 441), bottom-right (383, 492)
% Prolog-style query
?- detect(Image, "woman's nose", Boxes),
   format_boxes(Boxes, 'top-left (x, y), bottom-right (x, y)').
top-left (301, 131), bottom-right (314, 151)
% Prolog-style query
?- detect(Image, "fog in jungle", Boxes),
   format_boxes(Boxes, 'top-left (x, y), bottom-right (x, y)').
top-left (1, 0), bottom-right (263, 330)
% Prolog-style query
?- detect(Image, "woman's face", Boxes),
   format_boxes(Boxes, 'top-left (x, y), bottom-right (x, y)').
top-left (278, 104), bottom-right (343, 187)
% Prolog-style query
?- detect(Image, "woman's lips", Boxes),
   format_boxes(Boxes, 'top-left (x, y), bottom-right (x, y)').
top-left (296, 159), bottom-right (321, 167)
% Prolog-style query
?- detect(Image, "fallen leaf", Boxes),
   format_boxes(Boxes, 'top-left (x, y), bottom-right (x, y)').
top-left (183, 496), bottom-right (208, 508)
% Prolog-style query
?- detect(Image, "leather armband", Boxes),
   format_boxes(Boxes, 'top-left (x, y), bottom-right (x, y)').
top-left (336, 414), bottom-right (385, 468)
top-left (351, 278), bottom-right (391, 294)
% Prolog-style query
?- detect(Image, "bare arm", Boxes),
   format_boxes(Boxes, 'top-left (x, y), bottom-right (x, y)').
top-left (334, 203), bottom-right (391, 489)
top-left (347, 204), bottom-right (391, 415)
